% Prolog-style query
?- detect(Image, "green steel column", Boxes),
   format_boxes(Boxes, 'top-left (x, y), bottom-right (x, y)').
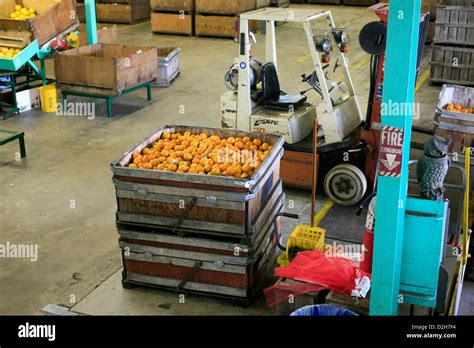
top-left (369, 0), bottom-right (422, 315)
top-left (85, 0), bottom-right (98, 45)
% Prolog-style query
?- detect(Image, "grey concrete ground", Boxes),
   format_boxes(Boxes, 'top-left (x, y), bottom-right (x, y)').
top-left (0, 4), bottom-right (472, 315)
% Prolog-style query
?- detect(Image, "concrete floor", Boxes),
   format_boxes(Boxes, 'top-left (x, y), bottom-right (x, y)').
top-left (0, 4), bottom-right (472, 315)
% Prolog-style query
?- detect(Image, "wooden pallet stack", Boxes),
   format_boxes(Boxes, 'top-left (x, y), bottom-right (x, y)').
top-left (430, 0), bottom-right (474, 86)
top-left (76, 0), bottom-right (150, 24)
top-left (150, 0), bottom-right (194, 36)
top-left (111, 126), bottom-right (286, 304)
top-left (195, 0), bottom-right (258, 38)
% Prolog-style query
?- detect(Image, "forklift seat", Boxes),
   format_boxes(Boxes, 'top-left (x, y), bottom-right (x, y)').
top-left (261, 62), bottom-right (307, 110)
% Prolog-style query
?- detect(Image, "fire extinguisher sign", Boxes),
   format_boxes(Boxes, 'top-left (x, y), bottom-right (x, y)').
top-left (379, 126), bottom-right (404, 178)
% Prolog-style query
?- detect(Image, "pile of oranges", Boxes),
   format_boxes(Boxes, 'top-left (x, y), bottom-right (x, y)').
top-left (445, 103), bottom-right (474, 114)
top-left (128, 131), bottom-right (272, 179)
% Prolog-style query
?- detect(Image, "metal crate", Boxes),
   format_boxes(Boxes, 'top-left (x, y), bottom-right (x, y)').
top-left (435, 0), bottom-right (474, 46)
top-left (430, 45), bottom-right (474, 86)
top-left (153, 47), bottom-right (181, 88)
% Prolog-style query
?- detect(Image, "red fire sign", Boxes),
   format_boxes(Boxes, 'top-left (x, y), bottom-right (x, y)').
top-left (379, 126), bottom-right (404, 178)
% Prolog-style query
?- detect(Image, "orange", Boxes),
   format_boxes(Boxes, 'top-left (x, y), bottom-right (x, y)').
top-left (143, 148), bottom-right (151, 155)
top-left (162, 132), bottom-right (171, 139)
top-left (204, 164), bottom-right (212, 173)
top-left (227, 137), bottom-right (235, 145)
top-left (225, 167), bottom-right (235, 177)
top-left (178, 165), bottom-right (190, 173)
top-left (242, 136), bottom-right (250, 143)
top-left (148, 155), bottom-right (156, 161)
top-left (132, 152), bottom-right (141, 160)
top-left (241, 173), bottom-right (249, 179)
top-left (234, 141), bottom-right (244, 150)
top-left (168, 164), bottom-right (178, 172)
top-left (128, 163), bottom-right (138, 168)
top-left (158, 156), bottom-right (167, 163)
top-left (242, 163), bottom-right (251, 173)
top-left (143, 163), bottom-right (153, 170)
top-left (210, 167), bottom-right (221, 176)
top-left (260, 143), bottom-right (270, 151)
top-left (150, 159), bottom-right (159, 167)
top-left (219, 163), bottom-right (230, 172)
top-left (133, 157), bottom-right (142, 165)
top-left (253, 138), bottom-right (262, 146)
top-left (188, 168), bottom-right (199, 174)
top-left (183, 153), bottom-right (193, 161)
top-left (156, 164), bottom-right (165, 170)
top-left (249, 145), bottom-right (258, 151)
top-left (199, 133), bottom-right (208, 140)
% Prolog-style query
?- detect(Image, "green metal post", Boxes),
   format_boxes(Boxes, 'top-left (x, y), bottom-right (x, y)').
top-left (147, 83), bottom-right (152, 101)
top-left (85, 0), bottom-right (98, 45)
top-left (369, 0), bottom-right (422, 315)
top-left (107, 97), bottom-right (113, 118)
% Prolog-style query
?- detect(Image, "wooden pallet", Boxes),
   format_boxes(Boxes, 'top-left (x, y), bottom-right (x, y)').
top-left (434, 2), bottom-right (474, 47)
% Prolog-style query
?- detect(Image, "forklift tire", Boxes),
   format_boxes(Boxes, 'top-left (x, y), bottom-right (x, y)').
top-left (324, 164), bottom-right (367, 206)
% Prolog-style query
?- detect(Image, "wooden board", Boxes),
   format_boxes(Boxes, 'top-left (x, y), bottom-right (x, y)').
top-left (150, 0), bottom-right (195, 12)
top-left (96, 1), bottom-right (150, 24)
top-left (196, 0), bottom-right (256, 15)
top-left (343, 0), bottom-right (377, 5)
top-left (151, 11), bottom-right (193, 36)
top-left (55, 44), bottom-right (158, 94)
top-left (434, 5), bottom-right (474, 46)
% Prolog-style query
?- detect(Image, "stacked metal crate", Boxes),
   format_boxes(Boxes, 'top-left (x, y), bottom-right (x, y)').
top-left (430, 0), bottom-right (474, 86)
top-left (111, 125), bottom-right (285, 304)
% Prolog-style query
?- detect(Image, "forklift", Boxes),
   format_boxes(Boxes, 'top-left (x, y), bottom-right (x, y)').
top-left (222, 5), bottom-right (430, 206)
top-left (221, 7), bottom-right (367, 206)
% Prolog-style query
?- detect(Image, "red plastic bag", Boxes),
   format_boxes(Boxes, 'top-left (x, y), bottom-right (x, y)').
top-left (275, 250), bottom-right (369, 294)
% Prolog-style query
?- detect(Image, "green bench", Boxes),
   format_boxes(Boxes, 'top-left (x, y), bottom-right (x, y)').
top-left (0, 129), bottom-right (26, 158)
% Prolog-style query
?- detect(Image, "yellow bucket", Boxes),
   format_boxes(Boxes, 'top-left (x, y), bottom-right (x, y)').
top-left (39, 85), bottom-right (57, 112)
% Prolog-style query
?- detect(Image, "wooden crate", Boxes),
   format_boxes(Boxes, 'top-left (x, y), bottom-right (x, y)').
top-left (111, 125), bottom-right (285, 240)
top-left (195, 14), bottom-right (258, 38)
top-left (78, 24), bottom-right (118, 47)
top-left (151, 11), bottom-right (193, 35)
top-left (430, 45), bottom-right (474, 86)
top-left (150, 0), bottom-right (195, 12)
top-left (196, 0), bottom-right (256, 15)
top-left (434, 1), bottom-right (474, 46)
top-left (0, 0), bottom-right (79, 46)
top-left (96, 0), bottom-right (150, 24)
top-left (54, 44), bottom-right (158, 95)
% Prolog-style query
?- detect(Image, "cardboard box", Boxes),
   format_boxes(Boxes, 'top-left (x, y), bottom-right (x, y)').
top-left (151, 12), bottom-right (193, 35)
top-left (16, 87), bottom-right (40, 112)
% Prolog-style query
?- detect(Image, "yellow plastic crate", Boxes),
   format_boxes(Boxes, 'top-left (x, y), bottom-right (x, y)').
top-left (277, 225), bottom-right (326, 267)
